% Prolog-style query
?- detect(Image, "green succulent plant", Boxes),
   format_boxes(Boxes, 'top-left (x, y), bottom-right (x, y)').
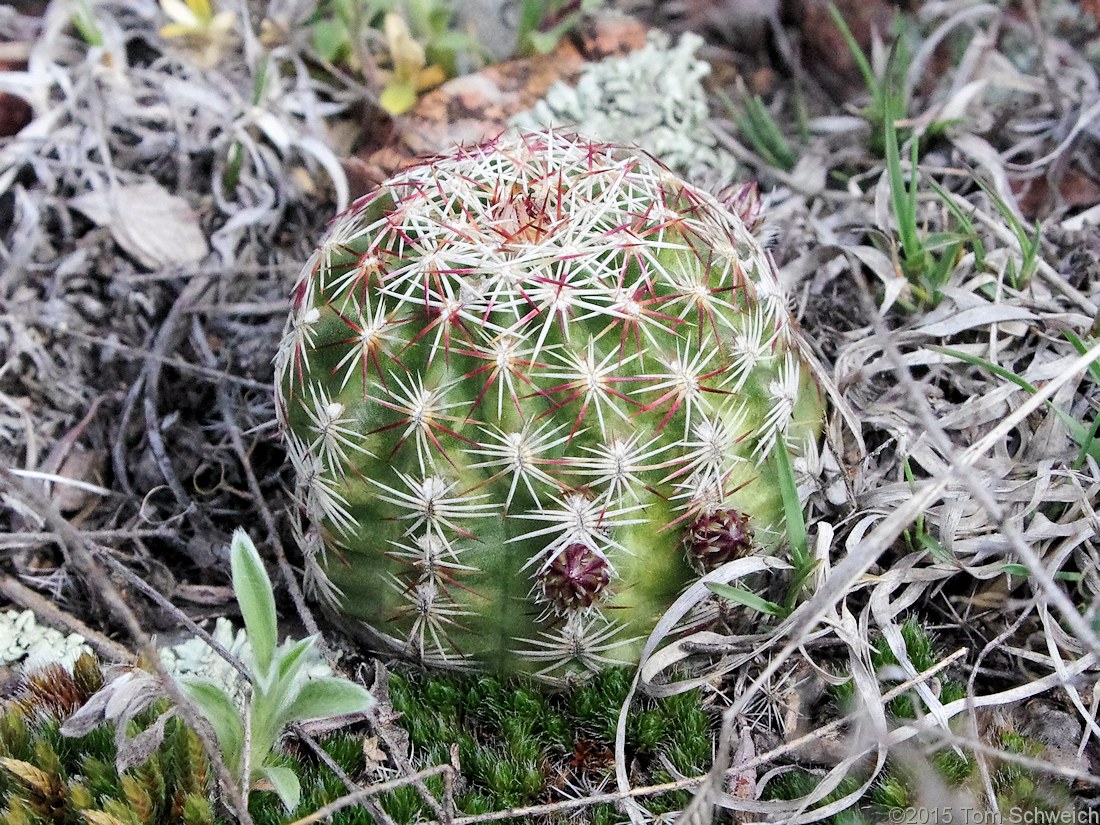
top-left (275, 130), bottom-right (824, 681)
top-left (174, 530), bottom-right (375, 814)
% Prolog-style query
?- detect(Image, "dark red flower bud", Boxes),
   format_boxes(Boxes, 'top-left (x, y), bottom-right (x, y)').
top-left (683, 509), bottom-right (753, 572)
top-left (538, 543), bottom-right (612, 611)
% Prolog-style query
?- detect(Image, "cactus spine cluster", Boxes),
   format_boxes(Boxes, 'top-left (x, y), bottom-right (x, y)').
top-left (275, 131), bottom-right (823, 681)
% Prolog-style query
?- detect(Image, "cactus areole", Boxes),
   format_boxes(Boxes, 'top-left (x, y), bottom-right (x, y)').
top-left (275, 132), bottom-right (823, 682)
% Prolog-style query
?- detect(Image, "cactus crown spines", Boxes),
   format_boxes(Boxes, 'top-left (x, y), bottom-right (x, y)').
top-left (276, 131), bottom-right (824, 681)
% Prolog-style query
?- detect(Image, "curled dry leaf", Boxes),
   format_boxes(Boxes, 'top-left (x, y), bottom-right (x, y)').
top-left (60, 667), bottom-right (171, 773)
top-left (913, 303), bottom-right (1037, 337)
top-left (361, 735), bottom-right (388, 772)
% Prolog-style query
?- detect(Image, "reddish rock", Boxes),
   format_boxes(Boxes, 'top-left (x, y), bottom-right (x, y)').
top-left (1011, 168), bottom-right (1100, 221)
top-left (780, 0), bottom-right (901, 98)
top-left (0, 45), bottom-right (33, 138)
top-left (346, 15), bottom-right (648, 199)
top-left (1085, 0), bottom-right (1100, 25)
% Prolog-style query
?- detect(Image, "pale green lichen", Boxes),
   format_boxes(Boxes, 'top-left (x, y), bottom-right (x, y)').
top-left (510, 32), bottom-right (736, 185)
top-left (0, 609), bottom-right (91, 672)
top-left (160, 617), bottom-right (331, 707)
top-left (159, 617), bottom-right (252, 702)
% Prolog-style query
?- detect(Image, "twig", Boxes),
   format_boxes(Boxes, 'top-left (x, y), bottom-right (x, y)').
top-left (58, 327), bottom-right (272, 391)
top-left (0, 574), bottom-right (133, 663)
top-left (112, 262), bottom-right (299, 285)
top-left (36, 394), bottom-right (106, 479)
top-left (143, 395), bottom-right (193, 514)
top-left (0, 528), bottom-right (178, 551)
top-left (0, 468), bottom-right (256, 825)
top-left (186, 300), bottom-right (291, 316)
top-left (111, 274), bottom-right (216, 504)
top-left (364, 664), bottom-right (451, 822)
top-left (1020, 0), bottom-right (1065, 120)
top-left (93, 550), bottom-right (252, 684)
top-left (286, 764), bottom-right (456, 825)
top-left (289, 723), bottom-right (398, 825)
top-left (195, 318), bottom-right (322, 642)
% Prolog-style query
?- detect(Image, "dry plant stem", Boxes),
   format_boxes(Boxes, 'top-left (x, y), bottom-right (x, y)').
top-left (200, 321), bottom-right (321, 643)
top-left (287, 723), bottom-right (398, 825)
top-left (905, 4), bottom-right (999, 106)
top-left (856, 264), bottom-right (1100, 809)
top-left (364, 679), bottom-right (451, 822)
top-left (887, 651), bottom-right (1100, 784)
top-left (1021, 0), bottom-right (1065, 119)
top-left (38, 394), bottom-right (105, 479)
top-left (142, 282), bottom-right (218, 517)
top-left (186, 300), bottom-right (291, 317)
top-left (58, 327), bottom-right (272, 391)
top-left (285, 764), bottom-right (456, 825)
top-left (143, 396), bottom-right (192, 512)
top-left (93, 550), bottom-right (253, 684)
top-left (0, 573), bottom-right (133, 663)
top-left (221, 394), bottom-right (321, 640)
top-left (117, 264), bottom-right (299, 285)
top-left (0, 469), bottom-right (256, 825)
top-left (112, 274), bottom-right (214, 499)
top-left (0, 42), bottom-right (31, 62)
top-left (0, 528), bottom-right (175, 550)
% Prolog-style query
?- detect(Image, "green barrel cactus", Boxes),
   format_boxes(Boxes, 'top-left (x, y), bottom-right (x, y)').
top-left (275, 131), bottom-right (823, 682)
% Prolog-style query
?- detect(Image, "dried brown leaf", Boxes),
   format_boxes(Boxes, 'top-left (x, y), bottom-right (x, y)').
top-left (69, 181), bottom-right (208, 269)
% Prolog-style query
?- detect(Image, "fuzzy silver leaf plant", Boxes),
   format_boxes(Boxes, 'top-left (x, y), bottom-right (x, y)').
top-left (274, 131), bottom-right (823, 682)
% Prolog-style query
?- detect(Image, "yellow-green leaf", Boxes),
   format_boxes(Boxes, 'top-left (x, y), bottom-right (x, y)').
top-left (380, 81), bottom-right (417, 115)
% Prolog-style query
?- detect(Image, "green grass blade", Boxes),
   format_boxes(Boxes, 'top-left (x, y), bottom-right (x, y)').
top-left (827, 4), bottom-right (878, 101)
top-left (935, 346), bottom-right (1100, 463)
top-left (1001, 563), bottom-right (1082, 582)
top-left (774, 442), bottom-right (809, 572)
top-left (773, 442), bottom-right (816, 611)
top-left (706, 583), bottom-right (786, 618)
top-left (1061, 331), bottom-right (1100, 383)
top-left (933, 346), bottom-right (1038, 393)
top-left (883, 90), bottom-right (923, 276)
top-left (740, 95), bottom-right (797, 171)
